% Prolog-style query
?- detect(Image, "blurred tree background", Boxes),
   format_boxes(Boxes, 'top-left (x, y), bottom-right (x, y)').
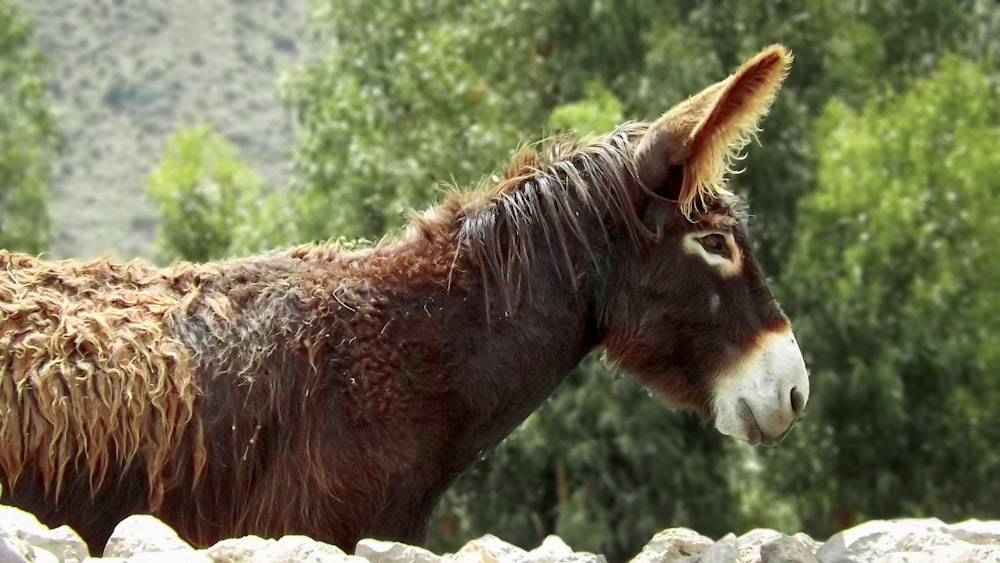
top-left (0, 0), bottom-right (60, 254)
top-left (6, 0), bottom-right (1000, 560)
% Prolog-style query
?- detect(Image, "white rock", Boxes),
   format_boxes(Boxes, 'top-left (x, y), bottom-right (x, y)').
top-left (759, 533), bottom-right (819, 563)
top-left (551, 554), bottom-right (606, 563)
top-left (206, 535), bottom-right (275, 562)
top-left (265, 535), bottom-right (367, 562)
top-left (446, 542), bottom-right (499, 563)
top-left (630, 527), bottom-right (714, 563)
top-left (880, 553), bottom-right (933, 563)
top-left (104, 515), bottom-right (195, 558)
top-left (0, 505), bottom-right (89, 562)
top-left (816, 518), bottom-right (1000, 563)
top-left (927, 543), bottom-right (1000, 562)
top-left (28, 546), bottom-right (60, 563)
top-left (44, 526), bottom-right (91, 562)
top-left (125, 549), bottom-right (213, 563)
top-left (464, 534), bottom-right (528, 562)
top-left (355, 538), bottom-right (442, 563)
top-left (736, 529), bottom-right (784, 563)
top-left (698, 533), bottom-right (739, 563)
top-left (526, 536), bottom-right (575, 563)
top-left (0, 535), bottom-right (31, 563)
top-left (816, 518), bottom-right (943, 561)
top-left (947, 519), bottom-right (1000, 545)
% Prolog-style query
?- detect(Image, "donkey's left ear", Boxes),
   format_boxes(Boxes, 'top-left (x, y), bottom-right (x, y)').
top-left (635, 44), bottom-right (792, 217)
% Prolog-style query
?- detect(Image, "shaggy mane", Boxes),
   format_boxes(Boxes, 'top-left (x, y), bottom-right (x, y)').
top-left (407, 122), bottom-right (657, 310)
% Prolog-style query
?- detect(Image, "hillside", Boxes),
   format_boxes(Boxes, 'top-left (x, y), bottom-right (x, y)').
top-left (19, 0), bottom-right (310, 260)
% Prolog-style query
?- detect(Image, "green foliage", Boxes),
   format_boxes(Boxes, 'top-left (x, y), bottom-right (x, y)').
top-left (0, 0), bottom-right (60, 254)
top-left (147, 124), bottom-right (292, 263)
top-left (282, 0), bottom-right (550, 242)
top-left (548, 80), bottom-right (624, 135)
top-left (764, 57), bottom-right (1000, 535)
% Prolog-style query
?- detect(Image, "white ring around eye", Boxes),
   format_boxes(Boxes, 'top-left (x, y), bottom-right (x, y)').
top-left (681, 231), bottom-right (742, 277)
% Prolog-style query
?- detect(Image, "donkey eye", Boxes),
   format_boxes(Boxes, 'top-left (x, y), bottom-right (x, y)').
top-left (698, 234), bottom-right (731, 258)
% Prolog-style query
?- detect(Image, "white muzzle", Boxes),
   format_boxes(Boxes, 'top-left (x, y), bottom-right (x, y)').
top-left (712, 327), bottom-right (809, 446)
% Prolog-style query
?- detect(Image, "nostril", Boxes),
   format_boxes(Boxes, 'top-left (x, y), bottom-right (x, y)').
top-left (789, 387), bottom-right (806, 417)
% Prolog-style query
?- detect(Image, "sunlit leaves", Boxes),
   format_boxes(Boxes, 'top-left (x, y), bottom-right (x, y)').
top-left (146, 124), bottom-right (293, 263)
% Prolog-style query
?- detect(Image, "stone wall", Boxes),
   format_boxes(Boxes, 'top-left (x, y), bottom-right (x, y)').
top-left (1, 504), bottom-right (998, 562)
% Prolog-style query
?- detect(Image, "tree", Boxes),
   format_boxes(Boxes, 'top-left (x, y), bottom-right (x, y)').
top-left (762, 57), bottom-right (1000, 536)
top-left (0, 0), bottom-right (60, 254)
top-left (146, 124), bottom-right (291, 263)
top-left (281, 0), bottom-right (551, 242)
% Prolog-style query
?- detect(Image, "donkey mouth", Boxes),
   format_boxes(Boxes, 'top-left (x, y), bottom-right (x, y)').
top-left (736, 399), bottom-right (794, 447)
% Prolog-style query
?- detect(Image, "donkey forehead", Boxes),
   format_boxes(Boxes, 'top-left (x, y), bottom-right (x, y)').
top-left (692, 191), bottom-right (749, 225)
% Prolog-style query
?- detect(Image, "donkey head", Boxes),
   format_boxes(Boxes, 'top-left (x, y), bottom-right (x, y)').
top-left (601, 45), bottom-right (808, 446)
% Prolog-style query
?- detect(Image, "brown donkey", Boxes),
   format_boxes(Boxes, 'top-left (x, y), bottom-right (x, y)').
top-left (0, 45), bottom-right (808, 553)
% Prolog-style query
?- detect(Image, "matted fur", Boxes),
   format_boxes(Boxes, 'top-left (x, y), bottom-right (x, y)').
top-left (0, 253), bottom-right (205, 507)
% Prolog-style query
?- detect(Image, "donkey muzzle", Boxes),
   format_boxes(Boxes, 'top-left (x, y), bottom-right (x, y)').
top-left (711, 327), bottom-right (809, 446)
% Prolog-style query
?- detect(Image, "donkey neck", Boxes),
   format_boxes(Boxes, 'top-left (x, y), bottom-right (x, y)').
top-left (445, 257), bottom-right (604, 465)
top-left (429, 201), bottom-right (632, 470)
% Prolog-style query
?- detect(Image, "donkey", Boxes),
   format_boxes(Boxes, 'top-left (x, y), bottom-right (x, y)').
top-left (0, 45), bottom-right (807, 553)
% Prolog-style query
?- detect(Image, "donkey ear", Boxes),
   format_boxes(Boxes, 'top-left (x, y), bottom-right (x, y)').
top-left (635, 44), bottom-right (792, 217)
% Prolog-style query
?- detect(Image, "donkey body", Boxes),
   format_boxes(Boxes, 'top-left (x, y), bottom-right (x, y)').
top-left (0, 46), bottom-right (808, 553)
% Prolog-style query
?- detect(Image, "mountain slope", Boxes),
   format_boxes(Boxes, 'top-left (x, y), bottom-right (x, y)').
top-left (20, 0), bottom-right (309, 260)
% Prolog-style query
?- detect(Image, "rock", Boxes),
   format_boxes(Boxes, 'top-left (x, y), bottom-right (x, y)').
top-left (947, 519), bottom-right (1000, 545)
top-left (265, 536), bottom-right (367, 562)
top-left (549, 554), bottom-right (606, 563)
top-left (697, 533), bottom-right (739, 563)
top-left (43, 526), bottom-right (90, 562)
top-left (468, 535), bottom-right (528, 562)
top-left (207, 534), bottom-right (365, 562)
top-left (446, 541), bottom-right (501, 563)
top-left (5, 501), bottom-right (1000, 563)
top-left (0, 505), bottom-right (90, 562)
top-left (28, 547), bottom-right (60, 563)
top-left (736, 529), bottom-right (784, 563)
top-left (760, 533), bottom-right (820, 563)
top-left (526, 536), bottom-right (575, 562)
top-left (446, 534), bottom-right (586, 563)
top-left (355, 538), bottom-right (442, 563)
top-left (521, 536), bottom-right (605, 563)
top-left (815, 518), bottom-right (1000, 562)
top-left (206, 536), bottom-right (274, 562)
top-left (0, 536), bottom-right (31, 563)
top-left (125, 550), bottom-right (212, 562)
top-left (104, 515), bottom-right (195, 558)
top-left (629, 528), bottom-right (714, 562)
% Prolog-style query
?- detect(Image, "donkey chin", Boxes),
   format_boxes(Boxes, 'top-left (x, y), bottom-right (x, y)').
top-left (711, 327), bottom-right (810, 446)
